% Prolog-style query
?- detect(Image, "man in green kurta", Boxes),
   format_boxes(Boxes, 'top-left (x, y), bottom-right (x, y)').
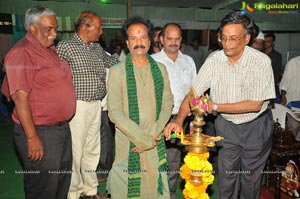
top-left (106, 17), bottom-right (174, 199)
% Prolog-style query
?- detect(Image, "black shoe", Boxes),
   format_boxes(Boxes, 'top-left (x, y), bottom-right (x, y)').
top-left (79, 194), bottom-right (98, 199)
top-left (80, 193), bottom-right (109, 199)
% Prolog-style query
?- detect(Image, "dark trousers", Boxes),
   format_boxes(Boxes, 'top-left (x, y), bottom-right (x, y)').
top-left (14, 122), bottom-right (72, 199)
top-left (166, 115), bottom-right (191, 199)
top-left (98, 111), bottom-right (115, 178)
top-left (215, 110), bottom-right (273, 199)
top-left (166, 139), bottom-right (182, 199)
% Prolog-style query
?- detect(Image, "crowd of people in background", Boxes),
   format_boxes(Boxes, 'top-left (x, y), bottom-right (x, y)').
top-left (1, 5), bottom-right (299, 199)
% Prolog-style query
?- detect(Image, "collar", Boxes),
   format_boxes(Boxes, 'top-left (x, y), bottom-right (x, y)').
top-left (236, 46), bottom-right (249, 68)
top-left (73, 33), bottom-right (96, 48)
top-left (160, 48), bottom-right (183, 61)
top-left (25, 32), bottom-right (52, 49)
top-left (222, 46), bottom-right (250, 68)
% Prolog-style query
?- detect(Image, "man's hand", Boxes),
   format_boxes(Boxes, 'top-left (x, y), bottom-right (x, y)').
top-left (164, 121), bottom-right (183, 140)
top-left (151, 136), bottom-right (161, 148)
top-left (281, 96), bottom-right (287, 106)
top-left (132, 146), bottom-right (144, 153)
top-left (27, 136), bottom-right (44, 161)
top-left (207, 100), bottom-right (214, 114)
top-left (11, 90), bottom-right (44, 161)
top-left (132, 136), bottom-right (161, 153)
top-left (281, 90), bottom-right (287, 106)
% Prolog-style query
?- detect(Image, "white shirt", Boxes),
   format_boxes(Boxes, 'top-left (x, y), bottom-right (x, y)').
top-left (280, 56), bottom-right (300, 104)
top-left (152, 50), bottom-right (197, 114)
top-left (101, 68), bottom-right (110, 110)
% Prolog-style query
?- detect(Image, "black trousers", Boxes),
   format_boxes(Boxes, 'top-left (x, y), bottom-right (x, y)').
top-left (14, 122), bottom-right (72, 199)
top-left (98, 111), bottom-right (115, 178)
top-left (215, 110), bottom-right (273, 199)
top-left (166, 115), bottom-right (192, 199)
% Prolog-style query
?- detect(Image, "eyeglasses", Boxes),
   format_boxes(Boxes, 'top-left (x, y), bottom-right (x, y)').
top-left (218, 36), bottom-right (243, 44)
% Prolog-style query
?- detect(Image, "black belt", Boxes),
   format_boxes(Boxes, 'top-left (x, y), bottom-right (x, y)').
top-left (53, 122), bottom-right (67, 126)
top-left (37, 122), bottom-right (67, 127)
top-left (254, 109), bottom-right (270, 121)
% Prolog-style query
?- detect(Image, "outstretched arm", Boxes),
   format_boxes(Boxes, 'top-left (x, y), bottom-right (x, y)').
top-left (207, 100), bottom-right (264, 114)
top-left (164, 94), bottom-right (190, 140)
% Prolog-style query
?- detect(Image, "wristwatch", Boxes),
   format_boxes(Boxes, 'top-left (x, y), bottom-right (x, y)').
top-left (212, 103), bottom-right (218, 115)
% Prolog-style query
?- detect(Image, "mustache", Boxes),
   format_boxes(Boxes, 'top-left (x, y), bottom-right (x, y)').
top-left (169, 44), bottom-right (178, 48)
top-left (133, 45), bottom-right (146, 49)
top-left (48, 36), bottom-right (56, 40)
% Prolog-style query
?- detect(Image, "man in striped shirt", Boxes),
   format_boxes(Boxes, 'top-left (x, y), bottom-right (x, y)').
top-left (165, 11), bottom-right (275, 199)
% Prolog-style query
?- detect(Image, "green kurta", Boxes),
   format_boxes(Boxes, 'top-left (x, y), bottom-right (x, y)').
top-left (106, 60), bottom-right (174, 199)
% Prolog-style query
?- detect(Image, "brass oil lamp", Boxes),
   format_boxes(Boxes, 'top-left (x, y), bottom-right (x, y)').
top-left (175, 88), bottom-right (224, 153)
top-left (171, 88), bottom-right (224, 189)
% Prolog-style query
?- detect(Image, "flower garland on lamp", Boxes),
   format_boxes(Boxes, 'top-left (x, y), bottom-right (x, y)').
top-left (180, 152), bottom-right (214, 199)
top-left (171, 88), bottom-right (223, 199)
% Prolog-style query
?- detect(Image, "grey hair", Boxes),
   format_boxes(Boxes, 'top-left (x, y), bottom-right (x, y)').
top-left (24, 6), bottom-right (56, 31)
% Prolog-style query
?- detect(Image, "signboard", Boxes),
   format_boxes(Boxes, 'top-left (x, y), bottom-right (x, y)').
top-left (101, 18), bottom-right (126, 29)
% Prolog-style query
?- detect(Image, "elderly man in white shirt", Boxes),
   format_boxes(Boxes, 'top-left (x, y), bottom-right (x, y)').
top-left (152, 23), bottom-right (196, 199)
top-left (280, 56), bottom-right (300, 106)
top-left (280, 55), bottom-right (300, 140)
